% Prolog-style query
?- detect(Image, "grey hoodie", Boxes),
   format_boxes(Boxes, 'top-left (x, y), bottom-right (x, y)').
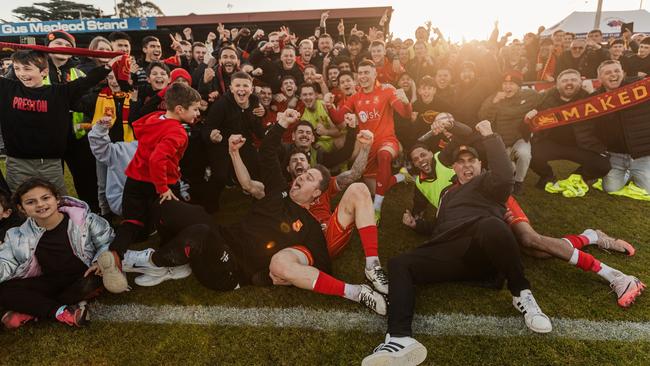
top-left (88, 123), bottom-right (138, 216)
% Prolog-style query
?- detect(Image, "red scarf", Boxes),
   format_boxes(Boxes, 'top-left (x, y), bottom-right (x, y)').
top-left (527, 77), bottom-right (650, 132)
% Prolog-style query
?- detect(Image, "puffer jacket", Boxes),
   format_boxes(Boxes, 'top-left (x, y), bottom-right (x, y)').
top-left (479, 88), bottom-right (541, 146)
top-left (532, 87), bottom-right (606, 153)
top-left (0, 197), bottom-right (114, 283)
top-left (594, 77), bottom-right (650, 159)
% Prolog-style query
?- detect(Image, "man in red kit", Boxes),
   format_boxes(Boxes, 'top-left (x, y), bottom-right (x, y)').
top-left (369, 40), bottom-right (404, 85)
top-left (228, 122), bottom-right (389, 314)
top-left (328, 60), bottom-right (412, 221)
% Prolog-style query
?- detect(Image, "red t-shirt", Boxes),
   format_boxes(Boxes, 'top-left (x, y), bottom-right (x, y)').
top-left (339, 83), bottom-right (412, 145)
top-left (308, 177), bottom-right (340, 225)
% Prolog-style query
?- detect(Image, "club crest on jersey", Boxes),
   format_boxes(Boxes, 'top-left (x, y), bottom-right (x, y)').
top-left (292, 219), bottom-right (303, 232)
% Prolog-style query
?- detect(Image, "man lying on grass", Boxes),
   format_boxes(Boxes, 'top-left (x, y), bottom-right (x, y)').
top-left (362, 120), bottom-right (553, 366)
top-left (403, 118), bottom-right (645, 309)
top-left (118, 109), bottom-right (388, 314)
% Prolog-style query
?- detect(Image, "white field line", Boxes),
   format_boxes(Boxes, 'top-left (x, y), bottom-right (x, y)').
top-left (91, 303), bottom-right (650, 342)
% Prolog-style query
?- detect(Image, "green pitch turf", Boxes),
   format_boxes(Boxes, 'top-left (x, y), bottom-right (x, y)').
top-left (0, 160), bottom-right (648, 365)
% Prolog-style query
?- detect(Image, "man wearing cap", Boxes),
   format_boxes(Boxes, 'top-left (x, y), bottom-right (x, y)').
top-left (362, 120), bottom-right (552, 366)
top-left (478, 71), bottom-right (540, 194)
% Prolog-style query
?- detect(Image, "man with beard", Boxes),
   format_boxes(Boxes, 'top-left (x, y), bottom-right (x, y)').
top-left (328, 60), bottom-right (412, 221)
top-left (195, 46), bottom-right (240, 102)
top-left (453, 61), bottom-right (498, 128)
top-left (593, 60), bottom-right (650, 193)
top-left (526, 69), bottom-right (610, 188)
top-left (203, 72), bottom-right (265, 212)
top-left (188, 42), bottom-right (207, 75)
top-left (479, 71), bottom-right (539, 195)
top-left (299, 83), bottom-right (344, 152)
top-left (362, 121), bottom-right (552, 366)
top-left (345, 35), bottom-right (370, 72)
top-left (251, 45), bottom-right (304, 93)
top-left (554, 38), bottom-right (608, 79)
top-left (227, 123), bottom-right (389, 313)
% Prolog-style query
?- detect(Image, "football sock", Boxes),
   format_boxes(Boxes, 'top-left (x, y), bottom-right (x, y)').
top-left (358, 225), bottom-right (379, 260)
top-left (598, 263), bottom-right (623, 283)
top-left (562, 234), bottom-right (590, 249)
top-left (312, 271), bottom-right (345, 297)
top-left (375, 150), bottom-right (393, 196)
top-left (343, 284), bottom-right (362, 301)
top-left (569, 249), bottom-right (601, 272)
top-left (581, 229), bottom-right (599, 244)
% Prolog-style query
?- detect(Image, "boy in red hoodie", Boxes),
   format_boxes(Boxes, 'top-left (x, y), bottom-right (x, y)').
top-left (97, 83), bottom-right (202, 293)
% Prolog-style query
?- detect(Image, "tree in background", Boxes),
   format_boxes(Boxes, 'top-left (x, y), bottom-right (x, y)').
top-left (116, 0), bottom-right (165, 17)
top-left (12, 0), bottom-right (102, 21)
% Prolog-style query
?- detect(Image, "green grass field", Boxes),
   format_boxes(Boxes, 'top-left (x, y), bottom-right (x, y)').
top-left (0, 161), bottom-right (649, 365)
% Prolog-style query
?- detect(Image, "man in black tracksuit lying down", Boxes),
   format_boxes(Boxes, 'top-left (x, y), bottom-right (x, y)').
top-left (361, 120), bottom-right (553, 366)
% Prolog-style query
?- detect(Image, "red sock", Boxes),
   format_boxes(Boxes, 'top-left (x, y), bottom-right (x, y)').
top-left (358, 225), bottom-right (378, 257)
top-left (563, 234), bottom-right (589, 249)
top-left (312, 271), bottom-right (345, 297)
top-left (576, 251), bottom-right (602, 272)
top-left (375, 150), bottom-right (393, 196)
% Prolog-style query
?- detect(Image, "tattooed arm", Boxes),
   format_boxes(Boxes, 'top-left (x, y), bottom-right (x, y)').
top-left (335, 130), bottom-right (374, 190)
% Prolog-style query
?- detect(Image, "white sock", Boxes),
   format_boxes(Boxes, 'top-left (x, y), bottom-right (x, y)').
top-left (373, 195), bottom-right (385, 211)
top-left (581, 229), bottom-right (599, 244)
top-left (344, 284), bottom-right (361, 301)
top-left (569, 249), bottom-right (580, 265)
top-left (365, 256), bottom-right (380, 270)
top-left (598, 263), bottom-right (622, 283)
top-left (394, 173), bottom-right (405, 183)
top-left (55, 305), bottom-right (67, 318)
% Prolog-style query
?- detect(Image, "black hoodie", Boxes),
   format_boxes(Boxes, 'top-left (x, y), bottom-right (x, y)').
top-left (0, 65), bottom-right (110, 159)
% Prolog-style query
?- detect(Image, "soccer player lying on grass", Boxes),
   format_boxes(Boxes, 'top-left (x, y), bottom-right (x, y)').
top-left (403, 126), bottom-right (645, 308)
top-left (117, 110), bottom-right (386, 314)
top-left (228, 114), bottom-right (389, 314)
top-left (362, 121), bottom-right (552, 366)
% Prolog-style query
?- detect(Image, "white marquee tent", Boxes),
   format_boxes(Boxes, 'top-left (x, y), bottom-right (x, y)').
top-left (542, 9), bottom-right (650, 37)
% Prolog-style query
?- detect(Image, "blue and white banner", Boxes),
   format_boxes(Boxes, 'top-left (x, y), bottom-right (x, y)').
top-left (0, 17), bottom-right (157, 36)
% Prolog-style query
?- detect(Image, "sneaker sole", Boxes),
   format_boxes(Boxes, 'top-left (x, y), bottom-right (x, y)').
top-left (97, 251), bottom-right (130, 293)
top-left (361, 343), bottom-right (427, 366)
top-left (618, 282), bottom-right (646, 308)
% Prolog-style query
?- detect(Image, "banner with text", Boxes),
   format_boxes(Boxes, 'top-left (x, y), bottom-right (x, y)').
top-left (0, 17), bottom-right (156, 36)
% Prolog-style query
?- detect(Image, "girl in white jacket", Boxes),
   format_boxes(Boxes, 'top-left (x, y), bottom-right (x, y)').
top-left (0, 178), bottom-right (114, 329)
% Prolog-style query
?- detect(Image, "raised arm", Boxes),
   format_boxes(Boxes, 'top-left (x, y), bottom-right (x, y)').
top-left (476, 120), bottom-right (514, 203)
top-left (259, 109), bottom-right (301, 194)
top-left (229, 134), bottom-right (265, 199)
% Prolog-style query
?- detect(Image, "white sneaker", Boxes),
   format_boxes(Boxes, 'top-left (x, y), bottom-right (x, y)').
top-left (358, 284), bottom-right (387, 316)
top-left (365, 265), bottom-right (389, 294)
top-left (361, 334), bottom-right (427, 366)
top-left (512, 289), bottom-right (553, 333)
top-left (134, 264), bottom-right (192, 287)
top-left (122, 249), bottom-right (167, 276)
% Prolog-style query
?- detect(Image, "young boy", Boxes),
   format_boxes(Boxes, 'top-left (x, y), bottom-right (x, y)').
top-left (97, 82), bottom-right (202, 293)
top-left (0, 50), bottom-right (121, 194)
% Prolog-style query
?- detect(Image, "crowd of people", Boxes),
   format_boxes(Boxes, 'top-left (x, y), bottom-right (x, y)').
top-left (0, 9), bottom-right (647, 365)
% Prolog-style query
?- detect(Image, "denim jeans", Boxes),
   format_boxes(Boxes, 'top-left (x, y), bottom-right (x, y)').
top-left (603, 152), bottom-right (650, 192)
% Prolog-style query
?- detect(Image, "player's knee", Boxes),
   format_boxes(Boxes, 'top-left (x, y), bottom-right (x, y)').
top-left (348, 182), bottom-right (371, 200)
top-left (269, 251), bottom-right (297, 281)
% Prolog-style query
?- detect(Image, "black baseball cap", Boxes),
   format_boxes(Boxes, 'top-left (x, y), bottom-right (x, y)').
top-left (452, 144), bottom-right (479, 162)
